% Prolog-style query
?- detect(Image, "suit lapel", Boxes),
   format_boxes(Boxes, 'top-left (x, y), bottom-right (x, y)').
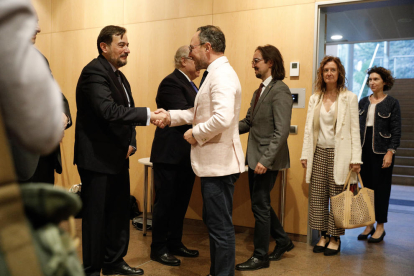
top-left (252, 80), bottom-right (275, 120)
top-left (174, 69), bottom-right (197, 96)
top-left (98, 55), bottom-right (129, 106)
top-left (119, 71), bottom-right (134, 107)
top-left (335, 91), bottom-right (348, 135)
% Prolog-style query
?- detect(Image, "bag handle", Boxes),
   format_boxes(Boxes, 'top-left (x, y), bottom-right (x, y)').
top-left (342, 169), bottom-right (365, 192)
top-left (0, 108), bottom-right (43, 276)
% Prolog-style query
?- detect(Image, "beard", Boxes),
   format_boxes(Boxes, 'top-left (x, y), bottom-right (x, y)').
top-left (108, 52), bottom-right (128, 68)
top-left (194, 54), bottom-right (208, 71)
top-left (254, 68), bottom-right (262, 79)
top-left (115, 56), bottom-right (127, 68)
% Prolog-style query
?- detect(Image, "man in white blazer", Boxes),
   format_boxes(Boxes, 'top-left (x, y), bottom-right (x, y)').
top-left (155, 25), bottom-right (244, 276)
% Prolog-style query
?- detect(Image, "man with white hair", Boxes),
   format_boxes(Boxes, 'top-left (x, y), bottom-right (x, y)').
top-left (150, 45), bottom-right (200, 266)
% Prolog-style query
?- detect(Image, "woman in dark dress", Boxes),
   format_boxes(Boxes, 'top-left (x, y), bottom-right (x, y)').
top-left (358, 66), bottom-right (401, 243)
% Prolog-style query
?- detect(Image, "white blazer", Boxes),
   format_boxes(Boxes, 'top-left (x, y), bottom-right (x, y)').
top-left (301, 90), bottom-right (362, 184)
top-left (170, 56), bottom-right (245, 177)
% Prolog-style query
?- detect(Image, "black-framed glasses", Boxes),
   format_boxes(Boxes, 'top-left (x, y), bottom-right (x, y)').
top-left (251, 58), bottom-right (263, 65)
top-left (189, 43), bottom-right (205, 53)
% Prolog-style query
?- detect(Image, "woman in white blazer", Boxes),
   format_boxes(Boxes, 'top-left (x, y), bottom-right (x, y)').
top-left (300, 56), bottom-right (362, 256)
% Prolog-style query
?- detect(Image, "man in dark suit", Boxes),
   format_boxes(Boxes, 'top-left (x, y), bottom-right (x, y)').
top-left (11, 17), bottom-right (71, 184)
top-left (149, 45), bottom-right (200, 266)
top-left (74, 25), bottom-right (162, 276)
top-left (236, 45), bottom-right (294, 271)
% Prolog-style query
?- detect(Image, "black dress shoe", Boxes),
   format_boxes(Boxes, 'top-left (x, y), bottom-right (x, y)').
top-left (150, 252), bottom-right (181, 266)
top-left (368, 231), bottom-right (386, 243)
top-left (170, 246), bottom-right (199, 257)
top-left (269, 240), bottom-right (295, 261)
top-left (102, 263), bottom-right (144, 275)
top-left (313, 241), bottom-right (330, 253)
top-left (324, 237), bottom-right (341, 256)
top-left (313, 235), bottom-right (330, 253)
top-left (358, 227), bottom-right (375, 240)
top-left (235, 256), bottom-right (269, 271)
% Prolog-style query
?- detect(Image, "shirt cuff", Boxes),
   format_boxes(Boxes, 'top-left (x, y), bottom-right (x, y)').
top-left (146, 108), bottom-right (150, 126)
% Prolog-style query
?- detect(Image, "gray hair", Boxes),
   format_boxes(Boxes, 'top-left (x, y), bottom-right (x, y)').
top-left (174, 45), bottom-right (190, 69)
top-left (197, 25), bottom-right (225, 53)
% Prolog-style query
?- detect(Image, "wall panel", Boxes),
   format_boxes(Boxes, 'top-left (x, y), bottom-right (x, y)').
top-left (124, 0), bottom-right (213, 24)
top-left (213, 0), bottom-right (313, 14)
top-left (51, 0), bottom-right (124, 32)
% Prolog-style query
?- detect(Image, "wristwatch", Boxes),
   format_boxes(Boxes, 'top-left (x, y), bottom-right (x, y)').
top-left (388, 149), bottom-right (396, 154)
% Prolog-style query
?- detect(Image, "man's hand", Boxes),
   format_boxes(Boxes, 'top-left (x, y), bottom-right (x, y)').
top-left (382, 151), bottom-right (393, 169)
top-left (301, 159), bottom-right (307, 168)
top-left (151, 108), bottom-right (171, 128)
top-left (350, 163), bottom-right (361, 173)
top-left (62, 113), bottom-right (68, 129)
top-left (126, 146), bottom-right (135, 159)
top-left (184, 129), bottom-right (197, 145)
top-left (254, 162), bottom-right (267, 174)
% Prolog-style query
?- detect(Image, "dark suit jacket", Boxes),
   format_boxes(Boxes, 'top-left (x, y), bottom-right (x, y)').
top-left (150, 69), bottom-right (197, 166)
top-left (74, 55), bottom-right (147, 174)
top-left (11, 54), bottom-right (72, 181)
top-left (239, 79), bottom-right (292, 171)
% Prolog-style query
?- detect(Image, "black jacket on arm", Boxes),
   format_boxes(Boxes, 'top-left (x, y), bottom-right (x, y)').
top-left (74, 55), bottom-right (147, 174)
top-left (359, 95), bottom-right (401, 154)
top-left (150, 69), bottom-right (197, 166)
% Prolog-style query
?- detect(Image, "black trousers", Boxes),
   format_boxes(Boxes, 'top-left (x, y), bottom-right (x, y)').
top-left (27, 155), bottom-right (55, 184)
top-left (360, 127), bottom-right (394, 223)
top-left (78, 165), bottom-right (130, 276)
top-left (248, 168), bottom-right (290, 258)
top-left (201, 173), bottom-right (239, 276)
top-left (151, 163), bottom-right (196, 254)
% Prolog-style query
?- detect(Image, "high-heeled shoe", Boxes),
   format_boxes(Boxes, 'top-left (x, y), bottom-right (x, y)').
top-left (368, 231), bottom-right (386, 243)
top-left (313, 235), bottom-right (330, 253)
top-left (324, 237), bottom-right (341, 256)
top-left (357, 227), bottom-right (375, 240)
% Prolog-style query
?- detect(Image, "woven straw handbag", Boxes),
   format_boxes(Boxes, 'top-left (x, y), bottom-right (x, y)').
top-left (331, 170), bottom-right (376, 229)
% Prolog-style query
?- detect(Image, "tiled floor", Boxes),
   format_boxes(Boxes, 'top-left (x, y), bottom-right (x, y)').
top-left (66, 185), bottom-right (414, 276)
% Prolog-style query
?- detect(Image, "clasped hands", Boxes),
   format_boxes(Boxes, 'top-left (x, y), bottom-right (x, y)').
top-left (150, 109), bottom-right (196, 145)
top-left (150, 108), bottom-right (170, 128)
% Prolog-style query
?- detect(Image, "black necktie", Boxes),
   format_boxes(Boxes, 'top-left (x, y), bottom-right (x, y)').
top-left (199, 70), bottom-right (209, 88)
top-left (190, 82), bottom-right (198, 93)
top-left (115, 70), bottom-right (123, 86)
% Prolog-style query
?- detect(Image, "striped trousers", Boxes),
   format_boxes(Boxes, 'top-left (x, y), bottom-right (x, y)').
top-left (309, 147), bottom-right (345, 236)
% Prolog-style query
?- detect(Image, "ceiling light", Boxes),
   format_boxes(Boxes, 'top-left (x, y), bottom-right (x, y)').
top-left (331, 35), bottom-right (343, 40)
top-left (398, 18), bottom-right (412, 23)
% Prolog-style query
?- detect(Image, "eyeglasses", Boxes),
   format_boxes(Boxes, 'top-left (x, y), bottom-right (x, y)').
top-left (251, 58), bottom-right (263, 65)
top-left (189, 43), bottom-right (205, 53)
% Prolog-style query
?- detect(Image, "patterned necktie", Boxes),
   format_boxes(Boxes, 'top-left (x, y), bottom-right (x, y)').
top-left (252, 83), bottom-right (264, 114)
top-left (190, 82), bottom-right (198, 93)
top-left (199, 70), bottom-right (209, 88)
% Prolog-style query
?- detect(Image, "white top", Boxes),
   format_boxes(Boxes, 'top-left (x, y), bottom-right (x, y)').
top-left (178, 69), bottom-right (191, 82)
top-left (258, 76), bottom-right (272, 99)
top-left (367, 103), bottom-right (377, 126)
top-left (317, 102), bottom-right (336, 148)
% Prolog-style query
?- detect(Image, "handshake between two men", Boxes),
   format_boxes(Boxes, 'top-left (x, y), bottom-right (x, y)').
top-left (150, 109), bottom-right (197, 145)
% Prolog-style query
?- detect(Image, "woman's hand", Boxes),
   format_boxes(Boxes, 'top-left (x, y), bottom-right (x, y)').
top-left (301, 160), bottom-right (307, 168)
top-left (382, 151), bottom-right (393, 168)
top-left (350, 164), bottom-right (361, 173)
